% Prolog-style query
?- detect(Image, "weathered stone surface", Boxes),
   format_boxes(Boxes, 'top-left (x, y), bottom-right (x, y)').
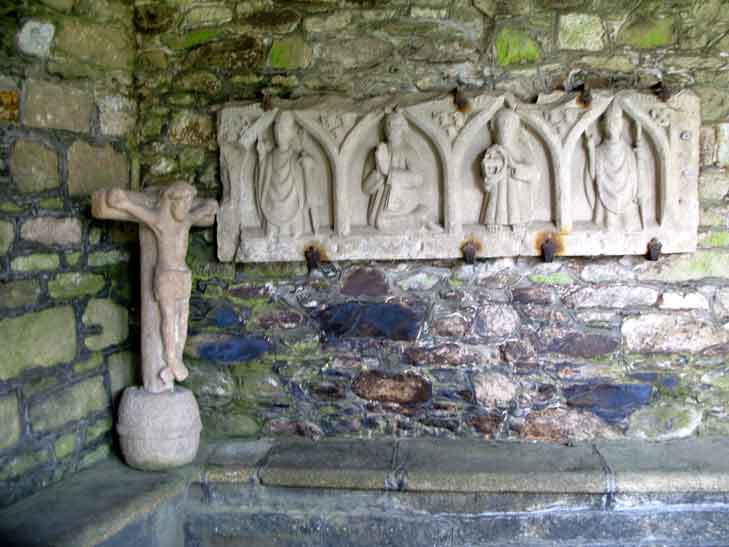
top-left (23, 79), bottom-right (94, 132)
top-left (565, 286), bottom-right (658, 308)
top-left (0, 393), bottom-right (21, 450)
top-left (406, 343), bottom-right (476, 367)
top-left (622, 313), bottom-right (729, 353)
top-left (11, 253), bottom-right (59, 272)
top-left (617, 15), bottom-right (674, 49)
top-left (168, 110), bottom-right (214, 146)
top-left (627, 403), bottom-right (702, 441)
top-left (521, 408), bottom-right (616, 442)
top-left (580, 261), bottom-right (636, 283)
top-left (319, 303), bottom-right (423, 341)
top-left (0, 220), bottom-right (13, 255)
top-left (352, 371), bottom-right (431, 404)
top-left (304, 12), bottom-right (351, 33)
top-left (341, 268), bottom-right (389, 297)
top-left (68, 141), bottom-right (129, 196)
top-left (565, 383), bottom-right (652, 424)
top-left (52, 18), bottom-right (134, 71)
top-left (700, 170), bottom-right (729, 201)
top-left (83, 299), bottom-right (129, 351)
top-left (97, 95), bottom-right (137, 136)
top-left (512, 286), bottom-right (557, 305)
top-left (431, 313), bottom-right (470, 337)
top-left (184, 36), bottom-right (265, 72)
top-left (397, 268), bottom-right (450, 291)
top-left (48, 273), bottom-right (105, 299)
top-left (558, 14), bottom-right (604, 51)
top-left (637, 251), bottom-right (729, 282)
top-left (17, 20), bottom-right (55, 58)
top-left (20, 217), bottom-right (82, 246)
top-left (0, 280), bottom-right (41, 308)
top-left (108, 352), bottom-right (138, 402)
top-left (11, 139), bottom-right (59, 193)
top-left (0, 89), bottom-right (20, 123)
top-left (117, 386), bottom-right (201, 470)
top-left (134, 4), bottom-right (176, 33)
top-left (190, 335), bottom-right (272, 363)
top-left (264, 419), bottom-right (323, 440)
top-left (30, 376), bottom-right (108, 432)
top-left (473, 372), bottom-right (517, 407)
top-left (495, 27), bottom-right (540, 65)
top-left (470, 415), bottom-right (502, 438)
top-left (714, 287), bottom-right (729, 318)
top-left (319, 36), bottom-right (391, 69)
top-left (181, 5), bottom-right (233, 29)
top-left (547, 332), bottom-right (619, 358)
top-left (269, 36), bottom-right (313, 70)
top-left (473, 304), bottom-right (520, 337)
top-left (658, 291), bottom-right (709, 310)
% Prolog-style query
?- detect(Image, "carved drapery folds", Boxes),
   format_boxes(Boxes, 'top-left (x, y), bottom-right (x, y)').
top-left (217, 90), bottom-right (699, 262)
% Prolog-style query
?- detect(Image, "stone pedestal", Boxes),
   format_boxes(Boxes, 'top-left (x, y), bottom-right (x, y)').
top-left (117, 387), bottom-right (201, 471)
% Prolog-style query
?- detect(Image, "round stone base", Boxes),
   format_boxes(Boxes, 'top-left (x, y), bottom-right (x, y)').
top-left (117, 386), bottom-right (202, 471)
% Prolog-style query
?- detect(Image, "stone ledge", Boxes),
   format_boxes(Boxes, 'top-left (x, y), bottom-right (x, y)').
top-left (203, 437), bottom-right (729, 495)
top-left (0, 458), bottom-right (191, 547)
top-left (5, 437), bottom-right (729, 546)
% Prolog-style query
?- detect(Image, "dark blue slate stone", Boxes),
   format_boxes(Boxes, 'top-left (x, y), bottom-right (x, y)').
top-left (564, 383), bottom-right (652, 424)
top-left (318, 302), bottom-right (423, 341)
top-left (198, 336), bottom-right (271, 363)
top-left (211, 305), bottom-right (241, 328)
top-left (547, 333), bottom-right (619, 358)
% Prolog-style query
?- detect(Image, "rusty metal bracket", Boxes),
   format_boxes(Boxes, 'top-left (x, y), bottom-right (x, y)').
top-left (541, 236), bottom-right (557, 263)
top-left (646, 238), bottom-right (662, 261)
top-left (460, 238), bottom-right (481, 265)
top-left (304, 245), bottom-right (322, 272)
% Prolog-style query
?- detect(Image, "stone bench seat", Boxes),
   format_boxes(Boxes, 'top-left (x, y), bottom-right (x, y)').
top-left (4, 437), bottom-right (729, 546)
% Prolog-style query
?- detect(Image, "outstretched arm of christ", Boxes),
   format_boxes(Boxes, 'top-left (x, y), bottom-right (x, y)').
top-left (92, 189), bottom-right (160, 227)
top-left (189, 198), bottom-right (219, 227)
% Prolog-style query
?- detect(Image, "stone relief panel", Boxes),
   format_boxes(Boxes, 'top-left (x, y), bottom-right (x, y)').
top-left (217, 90), bottom-right (699, 262)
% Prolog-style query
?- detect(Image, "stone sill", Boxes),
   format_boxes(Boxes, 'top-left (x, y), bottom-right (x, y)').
top-left (3, 437), bottom-right (729, 546)
top-left (204, 437), bottom-right (729, 495)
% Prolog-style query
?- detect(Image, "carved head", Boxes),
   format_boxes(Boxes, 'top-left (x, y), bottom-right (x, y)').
top-left (604, 102), bottom-right (624, 140)
top-left (494, 109), bottom-right (520, 145)
top-left (274, 111), bottom-right (297, 149)
top-left (385, 111), bottom-right (407, 145)
top-left (162, 181), bottom-right (197, 222)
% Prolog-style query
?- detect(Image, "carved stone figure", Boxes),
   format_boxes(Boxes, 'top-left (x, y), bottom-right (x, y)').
top-left (480, 109), bottom-right (540, 231)
top-left (216, 91), bottom-right (699, 261)
top-left (254, 111), bottom-right (321, 237)
top-left (363, 111), bottom-right (435, 232)
top-left (92, 182), bottom-right (218, 470)
top-left (584, 102), bottom-right (648, 231)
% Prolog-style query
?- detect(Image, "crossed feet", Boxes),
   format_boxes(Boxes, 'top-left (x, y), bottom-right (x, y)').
top-left (159, 360), bottom-right (189, 385)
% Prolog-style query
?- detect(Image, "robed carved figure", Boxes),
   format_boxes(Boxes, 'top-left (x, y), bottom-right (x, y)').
top-left (480, 109), bottom-right (540, 232)
top-left (254, 111), bottom-right (321, 237)
top-left (584, 101), bottom-right (649, 231)
top-left (363, 111), bottom-right (436, 232)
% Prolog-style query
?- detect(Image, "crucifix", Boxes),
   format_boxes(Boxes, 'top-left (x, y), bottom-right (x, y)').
top-left (92, 182), bottom-right (218, 393)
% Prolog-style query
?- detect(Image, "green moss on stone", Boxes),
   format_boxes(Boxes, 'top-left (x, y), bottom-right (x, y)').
top-left (88, 250), bottom-right (129, 267)
top-left (700, 231), bottom-right (729, 248)
top-left (0, 450), bottom-right (49, 481)
top-left (269, 36), bottom-right (313, 70)
top-left (73, 352), bottom-right (104, 374)
top-left (85, 416), bottom-right (113, 442)
top-left (54, 433), bottom-right (77, 459)
top-left (617, 16), bottom-right (674, 49)
top-left (23, 375), bottom-right (59, 398)
top-left (163, 28), bottom-right (226, 50)
top-left (49, 272), bottom-right (105, 299)
top-left (0, 393), bottom-right (21, 450)
top-left (0, 220), bottom-right (14, 255)
top-left (11, 253), bottom-right (60, 272)
top-left (83, 299), bottom-right (129, 351)
top-left (39, 197), bottom-right (65, 210)
top-left (0, 202), bottom-right (23, 213)
top-left (528, 271), bottom-right (573, 285)
top-left (0, 306), bottom-right (77, 381)
top-left (79, 444), bottom-right (111, 469)
top-left (495, 28), bottom-right (540, 66)
top-left (29, 376), bottom-right (108, 433)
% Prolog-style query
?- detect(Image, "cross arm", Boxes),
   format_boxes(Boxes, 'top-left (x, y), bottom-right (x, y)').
top-left (92, 189), bottom-right (159, 227)
top-left (189, 198), bottom-right (219, 227)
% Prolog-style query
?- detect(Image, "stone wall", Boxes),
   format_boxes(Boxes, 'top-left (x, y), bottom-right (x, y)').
top-left (130, 0), bottom-right (729, 445)
top-left (0, 0), bottom-right (137, 506)
top-left (5, 0), bottom-right (729, 505)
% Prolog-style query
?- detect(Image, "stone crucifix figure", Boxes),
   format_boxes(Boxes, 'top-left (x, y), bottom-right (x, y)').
top-left (92, 182), bottom-right (218, 393)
